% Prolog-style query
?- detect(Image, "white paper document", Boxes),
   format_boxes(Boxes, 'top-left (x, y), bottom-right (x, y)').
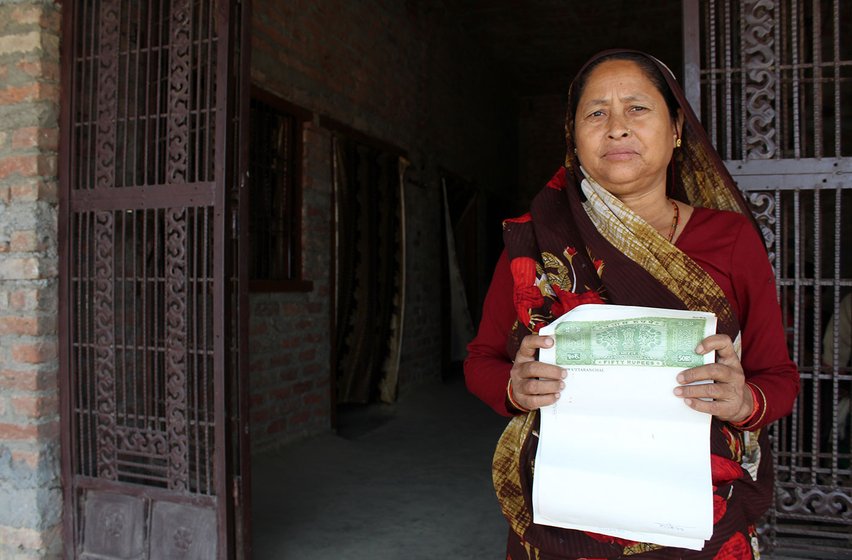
top-left (534, 304), bottom-right (717, 550)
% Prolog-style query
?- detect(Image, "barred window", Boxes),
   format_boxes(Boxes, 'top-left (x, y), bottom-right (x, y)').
top-left (249, 88), bottom-right (311, 291)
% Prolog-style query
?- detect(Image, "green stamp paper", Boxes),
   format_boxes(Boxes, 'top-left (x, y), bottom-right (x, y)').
top-left (553, 316), bottom-right (706, 368)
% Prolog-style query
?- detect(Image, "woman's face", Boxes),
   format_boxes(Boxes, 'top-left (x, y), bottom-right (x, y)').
top-left (573, 59), bottom-right (681, 199)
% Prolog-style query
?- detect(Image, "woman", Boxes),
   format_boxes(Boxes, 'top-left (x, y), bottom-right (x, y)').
top-left (464, 50), bottom-right (799, 559)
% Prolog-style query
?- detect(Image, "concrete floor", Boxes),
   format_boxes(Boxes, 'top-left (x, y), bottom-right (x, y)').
top-left (250, 375), bottom-right (849, 560)
top-left (251, 374), bottom-right (510, 559)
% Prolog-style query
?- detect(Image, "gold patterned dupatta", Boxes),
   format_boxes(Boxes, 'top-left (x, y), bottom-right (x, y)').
top-left (579, 173), bottom-right (737, 333)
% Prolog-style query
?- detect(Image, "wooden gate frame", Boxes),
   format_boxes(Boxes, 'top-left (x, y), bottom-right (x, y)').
top-left (57, 0), bottom-right (251, 557)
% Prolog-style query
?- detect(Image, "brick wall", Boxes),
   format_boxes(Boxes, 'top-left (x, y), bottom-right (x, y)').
top-left (248, 0), bottom-right (516, 450)
top-left (0, 0), bottom-right (62, 557)
top-left (249, 124), bottom-right (334, 450)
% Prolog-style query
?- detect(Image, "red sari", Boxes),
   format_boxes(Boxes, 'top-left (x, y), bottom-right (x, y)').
top-left (463, 50), bottom-right (799, 560)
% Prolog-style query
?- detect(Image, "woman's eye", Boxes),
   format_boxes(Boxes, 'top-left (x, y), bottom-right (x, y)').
top-left (630, 106), bottom-right (648, 112)
top-left (588, 110), bottom-right (605, 118)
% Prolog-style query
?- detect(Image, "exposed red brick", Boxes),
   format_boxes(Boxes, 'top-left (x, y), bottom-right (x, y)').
top-left (8, 288), bottom-right (47, 311)
top-left (10, 179), bottom-right (57, 202)
top-left (277, 370), bottom-right (298, 383)
top-left (267, 355), bottom-right (290, 368)
top-left (16, 59), bottom-right (59, 81)
top-left (0, 257), bottom-right (41, 279)
top-left (251, 408), bottom-right (271, 425)
top-left (0, 368), bottom-right (55, 391)
top-left (266, 418), bottom-right (286, 434)
top-left (10, 449), bottom-right (40, 469)
top-left (11, 127), bottom-right (59, 151)
top-left (11, 394), bottom-right (58, 418)
top-left (271, 387), bottom-right (291, 399)
top-left (302, 363), bottom-right (322, 375)
top-left (10, 341), bottom-right (57, 364)
top-left (292, 380), bottom-right (312, 393)
top-left (0, 154), bottom-right (37, 178)
top-left (0, 420), bottom-right (58, 440)
top-left (9, 5), bottom-right (43, 25)
top-left (9, 230), bottom-right (41, 252)
top-left (281, 303), bottom-right (301, 315)
top-left (305, 302), bottom-right (322, 313)
top-left (288, 411), bottom-right (310, 425)
top-left (45, 10), bottom-right (62, 30)
top-left (250, 323), bottom-right (269, 336)
top-left (0, 154), bottom-right (56, 180)
top-left (302, 332), bottom-right (322, 344)
top-left (0, 82), bottom-right (57, 104)
top-left (0, 315), bottom-right (39, 335)
top-left (303, 392), bottom-right (323, 405)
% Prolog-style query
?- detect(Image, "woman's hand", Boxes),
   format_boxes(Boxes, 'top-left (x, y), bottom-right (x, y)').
top-left (509, 334), bottom-right (567, 411)
top-left (674, 334), bottom-right (754, 423)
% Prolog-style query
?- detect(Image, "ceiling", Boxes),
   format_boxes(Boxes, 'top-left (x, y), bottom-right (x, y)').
top-left (446, 0), bottom-right (685, 96)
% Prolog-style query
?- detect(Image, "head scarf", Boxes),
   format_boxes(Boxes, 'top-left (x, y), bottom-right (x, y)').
top-left (502, 49), bottom-right (759, 358)
top-left (564, 50), bottom-right (752, 214)
top-left (493, 49), bottom-right (772, 560)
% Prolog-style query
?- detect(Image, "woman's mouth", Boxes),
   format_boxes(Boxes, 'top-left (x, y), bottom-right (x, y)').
top-left (603, 149), bottom-right (638, 161)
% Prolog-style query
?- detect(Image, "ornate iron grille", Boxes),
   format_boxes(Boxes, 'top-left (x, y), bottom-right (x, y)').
top-left (696, 0), bottom-right (851, 160)
top-left (71, 0), bottom-right (218, 190)
top-left (70, 208), bottom-right (215, 493)
top-left (60, 0), bottom-right (249, 558)
top-left (686, 0), bottom-right (852, 555)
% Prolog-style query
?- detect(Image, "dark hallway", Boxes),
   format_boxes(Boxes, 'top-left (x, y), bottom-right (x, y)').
top-left (245, 3), bottom-right (687, 556)
top-left (251, 375), bottom-right (508, 559)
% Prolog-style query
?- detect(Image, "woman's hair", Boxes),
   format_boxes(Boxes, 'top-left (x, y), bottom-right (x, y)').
top-left (568, 52), bottom-right (680, 128)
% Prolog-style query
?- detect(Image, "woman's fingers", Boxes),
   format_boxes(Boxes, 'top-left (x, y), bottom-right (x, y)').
top-left (674, 334), bottom-right (752, 422)
top-left (514, 333), bottom-right (553, 363)
top-left (676, 367), bottom-right (751, 422)
top-left (675, 366), bottom-right (738, 402)
top-left (510, 334), bottom-right (566, 410)
top-left (514, 372), bottom-right (564, 394)
top-left (511, 366), bottom-right (565, 411)
top-left (517, 390), bottom-right (563, 411)
top-left (694, 334), bottom-right (742, 371)
top-left (678, 362), bottom-right (737, 385)
top-left (512, 335), bottom-right (565, 380)
top-left (683, 388), bottom-right (753, 422)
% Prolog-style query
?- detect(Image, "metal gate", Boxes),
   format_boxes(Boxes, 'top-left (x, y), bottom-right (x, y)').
top-left (684, 0), bottom-right (851, 555)
top-left (58, 0), bottom-right (250, 558)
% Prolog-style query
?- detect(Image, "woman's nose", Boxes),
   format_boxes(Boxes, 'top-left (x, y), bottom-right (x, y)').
top-left (607, 120), bottom-right (630, 139)
top-left (606, 113), bottom-right (630, 138)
